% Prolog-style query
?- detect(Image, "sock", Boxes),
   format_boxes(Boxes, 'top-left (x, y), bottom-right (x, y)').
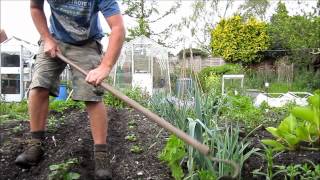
top-left (31, 131), bottom-right (45, 140)
top-left (94, 144), bottom-right (107, 152)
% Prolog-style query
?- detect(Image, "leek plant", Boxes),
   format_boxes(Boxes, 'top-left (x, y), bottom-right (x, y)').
top-left (150, 75), bottom-right (258, 179)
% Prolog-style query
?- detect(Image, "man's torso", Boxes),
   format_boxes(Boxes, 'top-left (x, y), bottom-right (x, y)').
top-left (47, 0), bottom-right (120, 45)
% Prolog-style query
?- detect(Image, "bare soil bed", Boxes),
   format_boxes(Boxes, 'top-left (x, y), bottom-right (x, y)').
top-left (0, 107), bottom-right (171, 180)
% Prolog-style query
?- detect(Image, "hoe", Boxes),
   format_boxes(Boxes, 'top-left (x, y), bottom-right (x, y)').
top-left (57, 53), bottom-right (240, 180)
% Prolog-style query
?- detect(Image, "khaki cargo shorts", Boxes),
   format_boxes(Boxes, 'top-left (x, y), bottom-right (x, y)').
top-left (29, 39), bottom-right (105, 102)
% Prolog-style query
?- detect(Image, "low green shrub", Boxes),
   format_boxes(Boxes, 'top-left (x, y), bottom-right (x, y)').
top-left (198, 64), bottom-right (243, 92)
top-left (220, 95), bottom-right (263, 129)
top-left (103, 87), bottom-right (148, 108)
top-left (0, 100), bottom-right (28, 123)
top-left (49, 100), bottom-right (85, 113)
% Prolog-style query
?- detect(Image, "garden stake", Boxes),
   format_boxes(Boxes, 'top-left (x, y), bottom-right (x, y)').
top-left (57, 53), bottom-right (240, 179)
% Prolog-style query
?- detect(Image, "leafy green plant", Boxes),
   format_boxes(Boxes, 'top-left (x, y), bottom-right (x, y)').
top-left (104, 87), bottom-right (148, 108)
top-left (49, 100), bottom-right (84, 113)
top-left (128, 119), bottom-right (137, 126)
top-left (272, 162), bottom-right (320, 180)
top-left (220, 95), bottom-right (263, 129)
top-left (252, 144), bottom-right (285, 180)
top-left (0, 100), bottom-right (28, 123)
top-left (299, 161), bottom-right (320, 179)
top-left (197, 64), bottom-right (243, 92)
top-left (12, 124), bottom-right (23, 133)
top-left (48, 158), bottom-right (80, 180)
top-left (152, 75), bottom-right (257, 179)
top-left (197, 170), bottom-right (217, 180)
top-left (159, 135), bottom-right (186, 180)
top-left (259, 103), bottom-right (293, 128)
top-left (283, 164), bottom-right (301, 180)
top-left (125, 134), bottom-right (137, 142)
top-left (48, 116), bottom-right (64, 132)
top-left (130, 145), bottom-right (143, 154)
top-left (128, 119), bottom-right (137, 129)
top-left (262, 94), bottom-right (320, 151)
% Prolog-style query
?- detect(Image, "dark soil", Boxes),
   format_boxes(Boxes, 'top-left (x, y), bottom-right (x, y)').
top-left (2, 107), bottom-right (320, 180)
top-left (242, 127), bottom-right (320, 179)
top-left (0, 107), bottom-right (171, 180)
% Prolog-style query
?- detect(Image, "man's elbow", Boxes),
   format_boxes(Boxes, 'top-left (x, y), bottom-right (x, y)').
top-left (116, 24), bottom-right (126, 42)
top-left (30, 0), bottom-right (44, 10)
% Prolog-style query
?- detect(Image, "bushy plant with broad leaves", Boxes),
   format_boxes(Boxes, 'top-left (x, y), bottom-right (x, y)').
top-left (262, 93), bottom-right (320, 151)
top-left (159, 135), bottom-right (186, 180)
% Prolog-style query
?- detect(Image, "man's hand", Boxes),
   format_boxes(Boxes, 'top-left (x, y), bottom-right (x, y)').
top-left (30, 0), bottom-right (59, 58)
top-left (85, 65), bottom-right (112, 86)
top-left (43, 37), bottom-right (60, 58)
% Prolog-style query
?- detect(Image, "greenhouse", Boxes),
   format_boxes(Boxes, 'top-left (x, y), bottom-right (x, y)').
top-left (112, 35), bottom-right (171, 95)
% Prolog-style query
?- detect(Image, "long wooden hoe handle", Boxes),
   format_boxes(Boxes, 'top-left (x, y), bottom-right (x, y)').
top-left (57, 53), bottom-right (239, 179)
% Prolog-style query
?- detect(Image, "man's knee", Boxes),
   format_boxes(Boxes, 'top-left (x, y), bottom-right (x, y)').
top-left (29, 87), bottom-right (50, 99)
top-left (85, 101), bottom-right (104, 108)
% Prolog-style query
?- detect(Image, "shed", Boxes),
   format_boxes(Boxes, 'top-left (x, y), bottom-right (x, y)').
top-left (0, 36), bottom-right (37, 102)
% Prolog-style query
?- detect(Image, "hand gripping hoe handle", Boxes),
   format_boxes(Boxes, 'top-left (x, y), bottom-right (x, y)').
top-left (57, 53), bottom-right (240, 179)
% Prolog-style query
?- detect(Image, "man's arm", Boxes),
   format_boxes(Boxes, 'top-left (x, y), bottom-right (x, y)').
top-left (30, 0), bottom-right (59, 57)
top-left (85, 14), bottom-right (125, 86)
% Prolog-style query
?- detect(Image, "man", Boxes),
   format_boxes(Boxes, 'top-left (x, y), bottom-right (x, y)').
top-left (15, 0), bottom-right (125, 179)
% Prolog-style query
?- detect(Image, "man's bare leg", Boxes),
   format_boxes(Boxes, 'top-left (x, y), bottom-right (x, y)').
top-left (85, 101), bottom-right (111, 179)
top-left (29, 87), bottom-right (50, 131)
top-left (85, 101), bottom-right (108, 144)
top-left (15, 87), bottom-right (49, 168)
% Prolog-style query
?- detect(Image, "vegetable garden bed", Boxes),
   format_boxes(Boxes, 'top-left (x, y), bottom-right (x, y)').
top-left (0, 107), bottom-right (171, 180)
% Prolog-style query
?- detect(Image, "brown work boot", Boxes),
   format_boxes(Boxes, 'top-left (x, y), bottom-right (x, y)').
top-left (15, 138), bottom-right (44, 168)
top-left (94, 144), bottom-right (112, 180)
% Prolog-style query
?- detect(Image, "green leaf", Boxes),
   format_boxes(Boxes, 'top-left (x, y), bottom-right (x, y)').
top-left (266, 127), bottom-right (280, 138)
top-left (49, 164), bottom-right (60, 171)
top-left (279, 132), bottom-right (299, 148)
top-left (292, 107), bottom-right (314, 123)
top-left (67, 172), bottom-right (80, 180)
top-left (296, 126), bottom-right (310, 142)
top-left (261, 139), bottom-right (285, 151)
top-left (308, 94), bottom-right (320, 108)
top-left (278, 115), bottom-right (296, 133)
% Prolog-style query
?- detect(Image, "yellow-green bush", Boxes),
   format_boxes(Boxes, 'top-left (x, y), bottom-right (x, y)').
top-left (211, 15), bottom-right (270, 64)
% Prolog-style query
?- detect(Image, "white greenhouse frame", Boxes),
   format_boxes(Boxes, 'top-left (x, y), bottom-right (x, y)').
top-left (112, 36), bottom-right (171, 95)
top-left (221, 74), bottom-right (244, 95)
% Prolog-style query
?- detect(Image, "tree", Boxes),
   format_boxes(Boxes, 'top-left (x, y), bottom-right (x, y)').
top-left (121, 0), bottom-right (180, 42)
top-left (269, 1), bottom-right (320, 50)
top-left (267, 1), bottom-right (320, 66)
top-left (239, 0), bottom-right (270, 21)
top-left (211, 15), bottom-right (270, 64)
top-left (268, 1), bottom-right (290, 50)
top-left (172, 0), bottom-right (235, 54)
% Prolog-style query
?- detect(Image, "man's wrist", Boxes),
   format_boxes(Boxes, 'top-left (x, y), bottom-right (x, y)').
top-left (41, 33), bottom-right (53, 41)
top-left (99, 63), bottom-right (112, 72)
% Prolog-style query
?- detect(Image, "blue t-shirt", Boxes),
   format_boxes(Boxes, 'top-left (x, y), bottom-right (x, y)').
top-left (47, 0), bottom-right (120, 45)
